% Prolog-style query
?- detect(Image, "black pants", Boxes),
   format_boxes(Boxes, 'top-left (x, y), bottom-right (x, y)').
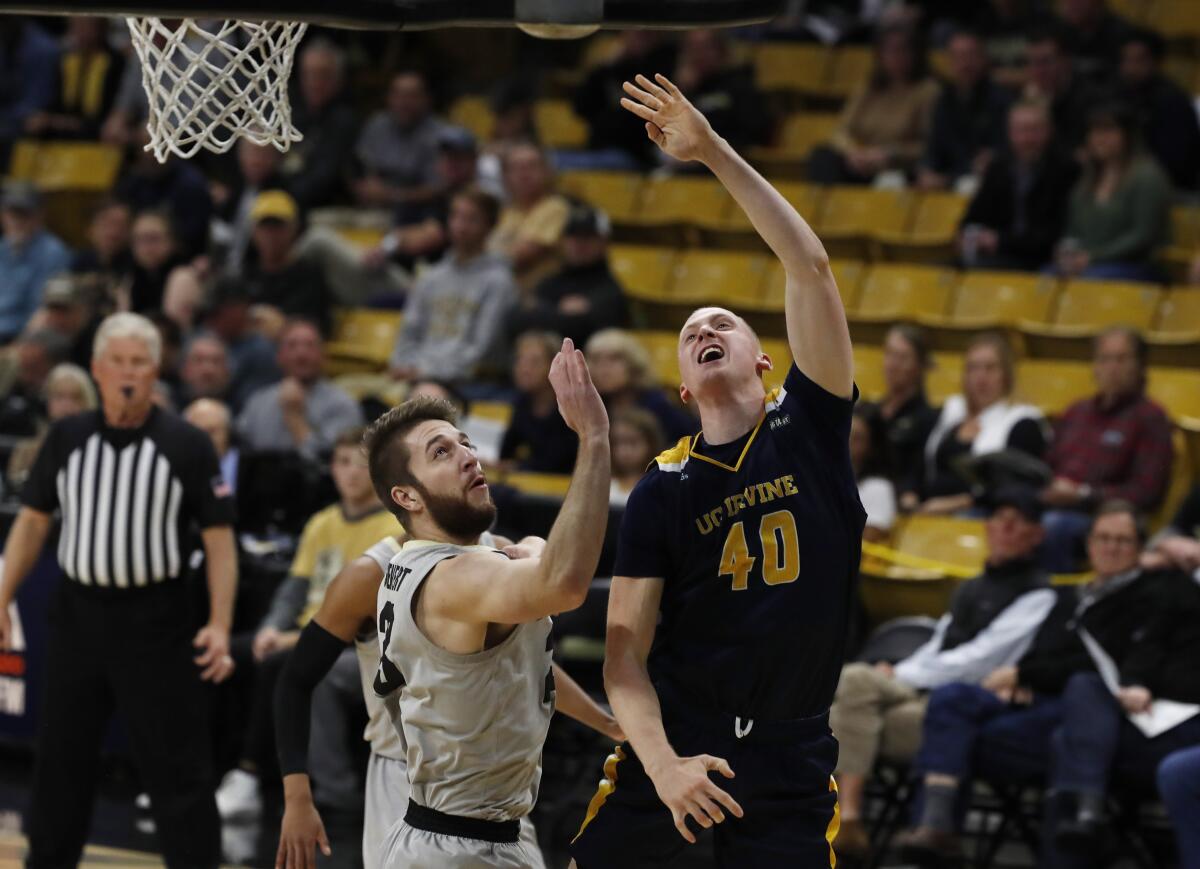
top-left (27, 581), bottom-right (220, 869)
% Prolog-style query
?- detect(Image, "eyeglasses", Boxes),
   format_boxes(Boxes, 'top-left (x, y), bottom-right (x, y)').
top-left (1089, 533), bottom-right (1138, 547)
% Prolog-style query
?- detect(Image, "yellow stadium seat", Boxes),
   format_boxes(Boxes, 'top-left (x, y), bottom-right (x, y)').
top-left (762, 256), bottom-right (864, 315)
top-left (1147, 367), bottom-right (1200, 420)
top-left (906, 192), bottom-right (969, 243)
top-left (752, 42), bottom-right (831, 92)
top-left (822, 45), bottom-right (874, 99)
top-left (852, 344), bottom-right (885, 399)
top-left (634, 176), bottom-right (731, 228)
top-left (469, 401), bottom-right (514, 427)
top-left (893, 516), bottom-right (988, 575)
top-left (775, 112), bottom-right (841, 157)
top-left (1053, 280), bottom-right (1162, 330)
top-left (760, 338), bottom-right (790, 391)
top-left (608, 244), bottom-right (677, 301)
top-left (1108, 0), bottom-right (1155, 25)
top-left (1155, 287), bottom-right (1200, 335)
top-left (1151, 428), bottom-right (1193, 533)
top-left (503, 472), bottom-right (572, 499)
top-left (447, 96), bottom-right (493, 142)
top-left (818, 187), bottom-right (915, 238)
top-left (855, 264), bottom-right (956, 322)
top-left (9, 140), bottom-right (122, 191)
top-left (631, 331), bottom-right (681, 387)
top-left (1150, 1), bottom-right (1200, 37)
top-left (1014, 359), bottom-right (1094, 415)
top-left (926, 351), bottom-right (963, 404)
top-left (668, 251), bottom-right (771, 309)
top-left (1170, 205), bottom-right (1200, 248)
top-left (534, 99), bottom-right (589, 149)
top-left (948, 271), bottom-right (1059, 326)
top-left (557, 171), bottom-right (642, 222)
top-left (326, 308), bottom-right (404, 373)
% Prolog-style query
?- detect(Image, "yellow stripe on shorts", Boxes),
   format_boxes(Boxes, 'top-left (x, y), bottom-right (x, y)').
top-left (571, 745), bottom-right (626, 843)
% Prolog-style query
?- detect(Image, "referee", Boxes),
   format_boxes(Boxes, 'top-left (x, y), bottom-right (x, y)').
top-left (0, 312), bottom-right (237, 868)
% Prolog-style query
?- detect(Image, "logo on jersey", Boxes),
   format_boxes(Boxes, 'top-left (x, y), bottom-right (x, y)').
top-left (769, 414), bottom-right (791, 431)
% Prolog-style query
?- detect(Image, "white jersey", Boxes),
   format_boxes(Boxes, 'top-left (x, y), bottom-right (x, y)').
top-left (360, 536), bottom-right (406, 760)
top-left (375, 538), bottom-right (554, 821)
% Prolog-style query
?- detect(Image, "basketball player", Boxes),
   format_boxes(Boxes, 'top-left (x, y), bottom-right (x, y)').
top-left (274, 529), bottom-right (623, 869)
top-left (568, 75), bottom-right (865, 868)
top-left (365, 337), bottom-right (610, 867)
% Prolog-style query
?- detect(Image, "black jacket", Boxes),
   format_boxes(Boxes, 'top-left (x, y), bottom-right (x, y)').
top-left (508, 259), bottom-right (629, 347)
top-left (1122, 571), bottom-right (1200, 703)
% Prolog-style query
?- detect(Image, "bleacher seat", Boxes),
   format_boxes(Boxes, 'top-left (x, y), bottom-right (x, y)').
top-left (816, 187), bottom-right (916, 258)
top-left (1052, 280), bottom-right (1161, 331)
top-left (821, 44), bottom-right (873, 99)
top-left (1150, 1), bottom-right (1200, 37)
top-left (893, 516), bottom-right (988, 574)
top-left (668, 250), bottom-right (771, 309)
top-left (1154, 287), bottom-right (1200, 335)
top-left (852, 344), bottom-right (885, 399)
top-left (773, 112), bottom-right (841, 158)
top-left (1152, 428), bottom-right (1194, 533)
top-left (1013, 359), bottom-right (1094, 415)
top-left (926, 351), bottom-right (964, 404)
top-left (634, 175), bottom-right (731, 229)
top-left (1147, 367), bottom-right (1200, 420)
top-left (947, 271), bottom-right (1059, 326)
top-left (608, 244), bottom-right (677, 301)
top-left (558, 171), bottom-right (643, 223)
top-left (534, 99), bottom-right (589, 149)
top-left (751, 43), bottom-right (831, 93)
top-left (630, 331), bottom-right (681, 387)
top-left (721, 181), bottom-right (823, 234)
top-left (877, 191), bottom-right (968, 262)
top-left (326, 308), bottom-right (404, 375)
top-left (447, 95), bottom-right (493, 141)
top-left (9, 140), bottom-right (121, 190)
top-left (762, 256), bottom-right (864, 315)
top-left (854, 264), bottom-right (956, 322)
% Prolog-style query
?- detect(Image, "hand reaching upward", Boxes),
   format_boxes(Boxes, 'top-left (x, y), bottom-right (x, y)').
top-left (620, 73), bottom-right (718, 165)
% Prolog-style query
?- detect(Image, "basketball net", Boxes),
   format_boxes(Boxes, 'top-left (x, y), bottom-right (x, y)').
top-left (126, 17), bottom-right (308, 162)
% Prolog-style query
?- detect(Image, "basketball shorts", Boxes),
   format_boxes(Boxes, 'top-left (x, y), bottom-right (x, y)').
top-left (570, 685), bottom-right (840, 868)
top-left (380, 801), bottom-right (543, 869)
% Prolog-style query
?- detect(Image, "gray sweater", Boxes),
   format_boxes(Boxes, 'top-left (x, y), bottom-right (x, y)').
top-left (236, 379), bottom-right (364, 460)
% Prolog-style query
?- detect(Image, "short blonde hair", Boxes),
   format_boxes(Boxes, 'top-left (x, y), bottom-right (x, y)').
top-left (44, 363), bottom-right (98, 410)
top-left (585, 328), bottom-right (655, 391)
top-left (93, 312), bottom-right (161, 366)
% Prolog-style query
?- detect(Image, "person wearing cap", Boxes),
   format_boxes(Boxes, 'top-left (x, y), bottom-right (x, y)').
top-left (240, 190), bottom-right (333, 337)
top-left (894, 499), bottom-right (1167, 862)
top-left (829, 485), bottom-right (1055, 860)
top-left (0, 181), bottom-right (71, 343)
top-left (37, 272), bottom-right (103, 369)
top-left (211, 140), bottom-right (288, 274)
top-left (388, 187), bottom-right (517, 383)
top-left (506, 202), bottom-right (629, 348)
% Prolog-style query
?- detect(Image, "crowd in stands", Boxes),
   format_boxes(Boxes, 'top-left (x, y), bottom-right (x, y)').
top-left (0, 1), bottom-right (1199, 866)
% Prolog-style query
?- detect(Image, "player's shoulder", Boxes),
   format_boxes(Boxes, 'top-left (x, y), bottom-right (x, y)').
top-left (650, 435), bottom-right (692, 475)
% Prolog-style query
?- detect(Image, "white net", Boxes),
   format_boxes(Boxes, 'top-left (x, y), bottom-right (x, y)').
top-left (126, 17), bottom-right (309, 162)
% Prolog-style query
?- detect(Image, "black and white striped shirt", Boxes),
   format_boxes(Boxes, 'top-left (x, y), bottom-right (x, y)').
top-left (23, 408), bottom-right (234, 588)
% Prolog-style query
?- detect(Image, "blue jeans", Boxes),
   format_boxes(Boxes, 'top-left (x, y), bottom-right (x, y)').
top-left (1039, 510), bottom-right (1093, 573)
top-left (1159, 746), bottom-right (1200, 869)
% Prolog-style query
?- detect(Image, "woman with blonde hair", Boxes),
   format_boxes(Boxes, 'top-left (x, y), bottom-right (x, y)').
top-left (7, 363), bottom-right (98, 490)
top-left (585, 328), bottom-right (695, 441)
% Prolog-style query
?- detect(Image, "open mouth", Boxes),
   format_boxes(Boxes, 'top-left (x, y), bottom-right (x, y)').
top-left (467, 474), bottom-right (488, 492)
top-left (697, 344), bottom-right (725, 365)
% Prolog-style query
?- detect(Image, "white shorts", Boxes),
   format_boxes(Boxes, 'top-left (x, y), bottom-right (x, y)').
top-left (364, 752), bottom-right (544, 869)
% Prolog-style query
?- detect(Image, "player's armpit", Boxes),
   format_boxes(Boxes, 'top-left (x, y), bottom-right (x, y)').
top-left (425, 551), bottom-right (583, 625)
top-left (310, 555), bottom-right (385, 643)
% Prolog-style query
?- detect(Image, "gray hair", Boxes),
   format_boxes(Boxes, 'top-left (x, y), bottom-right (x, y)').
top-left (45, 363), bottom-right (98, 410)
top-left (93, 312), bottom-right (162, 366)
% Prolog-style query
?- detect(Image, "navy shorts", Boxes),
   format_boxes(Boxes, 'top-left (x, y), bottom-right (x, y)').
top-left (569, 688), bottom-right (840, 868)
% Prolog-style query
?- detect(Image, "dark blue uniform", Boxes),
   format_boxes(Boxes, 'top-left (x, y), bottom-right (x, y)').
top-left (571, 364), bottom-right (866, 868)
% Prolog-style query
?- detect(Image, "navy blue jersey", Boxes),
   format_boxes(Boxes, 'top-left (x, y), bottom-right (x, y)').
top-left (614, 364), bottom-right (866, 720)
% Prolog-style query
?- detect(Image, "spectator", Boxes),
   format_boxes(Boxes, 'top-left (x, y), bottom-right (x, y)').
top-left (184, 397), bottom-right (238, 495)
top-left (175, 333), bottom-right (233, 410)
top-left (585, 328), bottom-right (696, 442)
top-left (200, 278), bottom-right (281, 410)
top-left (1117, 28), bottom-right (1200, 191)
top-left (572, 31), bottom-right (678, 168)
top-left (498, 331), bottom-right (578, 475)
top-left (215, 426), bottom-right (400, 820)
top-left (1055, 0), bottom-right (1131, 85)
top-left (507, 202), bottom-right (629, 347)
top-left (146, 310), bottom-right (183, 398)
top-left (1039, 328), bottom-right (1172, 572)
top-left (917, 29), bottom-right (1010, 191)
top-left (1022, 28), bottom-right (1098, 152)
top-left (71, 198), bottom-right (134, 295)
top-left (668, 30), bottom-right (769, 156)
top-left (1057, 102), bottom-right (1172, 282)
top-left (902, 333), bottom-right (1046, 515)
top-left (850, 408), bottom-right (896, 543)
top-left (389, 188), bottom-right (516, 383)
top-left (609, 407), bottom-right (666, 507)
top-left (24, 17), bottom-right (123, 140)
top-left (365, 124), bottom-right (480, 273)
top-left (860, 325), bottom-right (939, 485)
top-left (353, 71), bottom-right (446, 210)
top-left (116, 154), bottom-right (213, 258)
top-left (475, 80), bottom-right (538, 198)
top-left (808, 24), bottom-right (939, 185)
top-left (958, 99), bottom-right (1079, 270)
top-left (0, 182), bottom-right (72, 344)
top-left (0, 19), bottom-right (59, 164)
top-left (1158, 746), bottom-right (1200, 869)
top-left (125, 210), bottom-right (193, 316)
top-left (7, 363), bottom-right (97, 491)
top-left (284, 37), bottom-right (358, 209)
top-left (240, 191), bottom-right (334, 337)
top-left (1142, 484), bottom-right (1200, 572)
top-left (0, 330), bottom-right (70, 439)
top-left (210, 141), bottom-right (287, 273)
top-left (894, 501), bottom-right (1158, 861)
top-left (236, 318), bottom-right (362, 461)
top-left (964, 0), bottom-right (1053, 88)
top-left (829, 486), bottom-right (1054, 861)
top-left (36, 273), bottom-right (103, 369)
top-left (488, 142), bottom-right (571, 291)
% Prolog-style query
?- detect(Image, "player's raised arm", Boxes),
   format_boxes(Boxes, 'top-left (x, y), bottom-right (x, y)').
top-left (621, 74), bottom-right (853, 399)
top-left (427, 340), bottom-right (611, 625)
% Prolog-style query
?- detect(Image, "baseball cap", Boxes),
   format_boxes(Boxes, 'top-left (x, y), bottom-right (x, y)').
top-left (42, 274), bottom-right (85, 307)
top-left (437, 125), bottom-right (478, 155)
top-left (563, 202), bottom-right (611, 238)
top-left (1, 181), bottom-right (42, 212)
top-left (986, 485), bottom-right (1044, 523)
top-left (249, 190), bottom-right (299, 224)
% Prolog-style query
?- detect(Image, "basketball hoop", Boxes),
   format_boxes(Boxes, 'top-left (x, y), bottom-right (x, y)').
top-left (125, 17), bottom-right (308, 162)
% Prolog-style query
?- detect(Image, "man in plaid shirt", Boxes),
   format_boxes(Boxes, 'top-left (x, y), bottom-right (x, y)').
top-left (1039, 327), bottom-right (1173, 571)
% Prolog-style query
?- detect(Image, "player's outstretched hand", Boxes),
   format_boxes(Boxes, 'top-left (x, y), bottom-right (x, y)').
top-left (549, 338), bottom-right (609, 439)
top-left (276, 797), bottom-right (331, 869)
top-left (620, 73), bottom-right (718, 165)
top-left (647, 754), bottom-right (744, 844)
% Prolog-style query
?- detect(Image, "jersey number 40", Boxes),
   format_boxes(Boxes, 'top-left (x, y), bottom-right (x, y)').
top-left (719, 510), bottom-right (800, 591)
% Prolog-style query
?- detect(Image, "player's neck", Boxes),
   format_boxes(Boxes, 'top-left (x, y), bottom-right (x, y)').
top-left (410, 518), bottom-right (480, 548)
top-left (695, 389), bottom-right (766, 445)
